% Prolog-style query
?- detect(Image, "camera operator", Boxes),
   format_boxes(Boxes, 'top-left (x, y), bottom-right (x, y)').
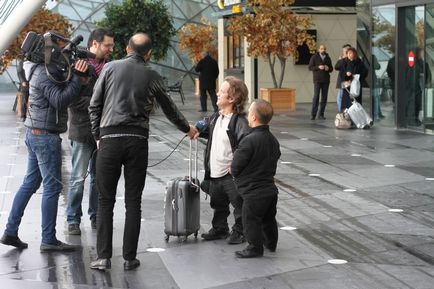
top-left (0, 35), bottom-right (88, 252)
top-left (66, 28), bottom-right (114, 236)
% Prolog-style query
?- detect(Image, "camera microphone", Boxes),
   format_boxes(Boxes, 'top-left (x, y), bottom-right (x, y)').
top-left (69, 35), bottom-right (84, 46)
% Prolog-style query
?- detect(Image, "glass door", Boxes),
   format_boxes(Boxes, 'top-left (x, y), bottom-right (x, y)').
top-left (425, 4), bottom-right (434, 131)
top-left (400, 5), bottom-right (427, 129)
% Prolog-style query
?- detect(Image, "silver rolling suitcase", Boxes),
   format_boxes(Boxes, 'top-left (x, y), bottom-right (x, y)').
top-left (164, 139), bottom-right (200, 242)
top-left (347, 101), bottom-right (373, 129)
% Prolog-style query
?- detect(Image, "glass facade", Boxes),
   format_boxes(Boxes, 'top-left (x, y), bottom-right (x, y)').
top-left (0, 0), bottom-right (218, 89)
top-left (372, 4), bottom-right (395, 125)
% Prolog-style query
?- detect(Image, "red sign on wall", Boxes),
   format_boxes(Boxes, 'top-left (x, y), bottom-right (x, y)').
top-left (408, 51), bottom-right (415, 68)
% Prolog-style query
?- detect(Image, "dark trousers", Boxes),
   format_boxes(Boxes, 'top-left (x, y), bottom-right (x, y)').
top-left (209, 175), bottom-right (243, 234)
top-left (95, 137), bottom-right (148, 261)
top-left (311, 82), bottom-right (330, 117)
top-left (200, 88), bottom-right (218, 112)
top-left (242, 195), bottom-right (278, 249)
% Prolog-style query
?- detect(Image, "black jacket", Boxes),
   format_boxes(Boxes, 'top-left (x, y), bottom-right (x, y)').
top-left (197, 112), bottom-right (249, 180)
top-left (334, 57), bottom-right (349, 88)
top-left (89, 53), bottom-right (190, 140)
top-left (195, 55), bottom-right (219, 90)
top-left (308, 52), bottom-right (333, 83)
top-left (340, 57), bottom-right (368, 85)
top-left (68, 65), bottom-right (98, 144)
top-left (231, 125), bottom-right (281, 199)
top-left (23, 62), bottom-right (81, 133)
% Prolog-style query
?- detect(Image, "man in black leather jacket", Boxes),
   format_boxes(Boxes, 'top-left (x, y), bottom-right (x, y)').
top-left (231, 99), bottom-right (281, 258)
top-left (89, 33), bottom-right (197, 271)
top-left (195, 76), bottom-right (249, 245)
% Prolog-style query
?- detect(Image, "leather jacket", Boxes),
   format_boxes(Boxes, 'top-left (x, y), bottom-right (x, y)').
top-left (197, 112), bottom-right (250, 180)
top-left (89, 53), bottom-right (190, 140)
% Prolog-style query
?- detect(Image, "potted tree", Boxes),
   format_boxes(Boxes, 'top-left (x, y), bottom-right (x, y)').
top-left (178, 19), bottom-right (217, 95)
top-left (228, 0), bottom-right (316, 111)
top-left (97, 0), bottom-right (175, 61)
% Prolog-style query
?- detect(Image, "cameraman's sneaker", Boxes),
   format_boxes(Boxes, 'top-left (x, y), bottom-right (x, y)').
top-left (0, 233), bottom-right (28, 249)
top-left (68, 224), bottom-right (81, 235)
top-left (201, 228), bottom-right (229, 241)
top-left (40, 240), bottom-right (79, 252)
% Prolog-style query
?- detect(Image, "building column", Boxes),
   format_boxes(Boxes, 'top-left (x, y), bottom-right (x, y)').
top-left (0, 0), bottom-right (45, 55)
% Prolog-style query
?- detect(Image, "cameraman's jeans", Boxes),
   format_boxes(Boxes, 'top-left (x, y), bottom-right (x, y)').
top-left (66, 140), bottom-right (97, 225)
top-left (4, 129), bottom-right (62, 245)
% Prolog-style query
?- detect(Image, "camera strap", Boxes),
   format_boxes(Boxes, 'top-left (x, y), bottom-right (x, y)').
top-left (44, 34), bottom-right (54, 65)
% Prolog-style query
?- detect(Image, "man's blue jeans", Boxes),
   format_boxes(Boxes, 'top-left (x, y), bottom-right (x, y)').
top-left (5, 129), bottom-right (62, 245)
top-left (66, 141), bottom-right (97, 224)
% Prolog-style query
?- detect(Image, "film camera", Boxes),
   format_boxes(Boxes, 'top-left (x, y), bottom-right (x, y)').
top-left (21, 31), bottom-right (95, 73)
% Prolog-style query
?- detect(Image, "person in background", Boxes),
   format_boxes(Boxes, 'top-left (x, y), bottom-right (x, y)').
top-left (340, 47), bottom-right (367, 110)
top-left (66, 27), bottom-right (114, 236)
top-left (195, 51), bottom-right (219, 112)
top-left (308, 44), bottom-right (333, 120)
top-left (231, 99), bottom-right (281, 258)
top-left (334, 44), bottom-right (351, 112)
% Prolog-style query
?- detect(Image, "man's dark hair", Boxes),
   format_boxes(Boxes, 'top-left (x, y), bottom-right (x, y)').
top-left (342, 44), bottom-right (351, 49)
top-left (128, 33), bottom-right (153, 56)
top-left (252, 99), bottom-right (274, 125)
top-left (87, 27), bottom-right (114, 48)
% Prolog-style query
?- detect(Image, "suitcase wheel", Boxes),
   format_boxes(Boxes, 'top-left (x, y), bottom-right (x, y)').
top-left (164, 235), bottom-right (169, 242)
top-left (194, 231), bottom-right (198, 239)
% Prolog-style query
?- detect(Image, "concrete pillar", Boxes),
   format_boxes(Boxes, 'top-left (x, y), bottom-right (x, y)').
top-left (217, 18), bottom-right (225, 89)
top-left (243, 38), bottom-right (254, 103)
top-left (0, 0), bottom-right (45, 56)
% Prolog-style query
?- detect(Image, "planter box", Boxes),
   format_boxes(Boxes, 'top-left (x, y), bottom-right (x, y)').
top-left (260, 88), bottom-right (296, 112)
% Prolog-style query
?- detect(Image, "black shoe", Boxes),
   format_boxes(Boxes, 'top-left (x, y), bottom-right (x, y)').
top-left (40, 240), bottom-right (80, 252)
top-left (264, 243), bottom-right (277, 252)
top-left (227, 231), bottom-right (245, 244)
top-left (124, 258), bottom-right (140, 270)
top-left (235, 246), bottom-right (264, 258)
top-left (90, 258), bottom-right (111, 270)
top-left (310, 115), bottom-right (316, 120)
top-left (318, 115), bottom-right (326, 120)
top-left (0, 233), bottom-right (28, 249)
top-left (68, 224), bottom-right (81, 235)
top-left (91, 219), bottom-right (97, 230)
top-left (201, 228), bottom-right (229, 241)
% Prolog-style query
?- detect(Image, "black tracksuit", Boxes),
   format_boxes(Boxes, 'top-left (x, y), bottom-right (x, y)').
top-left (231, 125), bottom-right (281, 250)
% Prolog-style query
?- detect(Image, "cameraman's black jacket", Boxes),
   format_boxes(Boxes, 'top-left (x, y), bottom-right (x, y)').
top-left (197, 112), bottom-right (249, 180)
top-left (68, 65), bottom-right (98, 144)
top-left (89, 53), bottom-right (190, 140)
top-left (23, 62), bottom-right (81, 133)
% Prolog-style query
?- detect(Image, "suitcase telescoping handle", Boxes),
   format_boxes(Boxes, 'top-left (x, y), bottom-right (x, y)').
top-left (188, 139), bottom-right (198, 184)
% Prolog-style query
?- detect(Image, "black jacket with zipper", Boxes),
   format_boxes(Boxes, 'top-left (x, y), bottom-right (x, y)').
top-left (197, 112), bottom-right (250, 180)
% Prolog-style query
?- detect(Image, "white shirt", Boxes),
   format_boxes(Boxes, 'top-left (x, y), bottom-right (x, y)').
top-left (210, 113), bottom-right (233, 178)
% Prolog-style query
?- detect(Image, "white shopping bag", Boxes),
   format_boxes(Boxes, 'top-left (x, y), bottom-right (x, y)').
top-left (349, 74), bottom-right (360, 97)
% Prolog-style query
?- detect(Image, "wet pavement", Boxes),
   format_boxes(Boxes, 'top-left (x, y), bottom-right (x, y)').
top-left (0, 90), bottom-right (433, 289)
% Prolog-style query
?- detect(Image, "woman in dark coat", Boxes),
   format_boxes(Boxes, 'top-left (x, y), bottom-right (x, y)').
top-left (340, 48), bottom-right (367, 111)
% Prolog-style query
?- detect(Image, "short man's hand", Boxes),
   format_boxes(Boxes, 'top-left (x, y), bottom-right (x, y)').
top-left (187, 125), bottom-right (198, 139)
top-left (319, 65), bottom-right (324, 70)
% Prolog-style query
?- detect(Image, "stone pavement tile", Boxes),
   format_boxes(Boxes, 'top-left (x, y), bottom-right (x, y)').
top-left (361, 148), bottom-right (434, 166)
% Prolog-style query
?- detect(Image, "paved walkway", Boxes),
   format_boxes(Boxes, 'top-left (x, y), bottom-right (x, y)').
top-left (0, 90), bottom-right (433, 289)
